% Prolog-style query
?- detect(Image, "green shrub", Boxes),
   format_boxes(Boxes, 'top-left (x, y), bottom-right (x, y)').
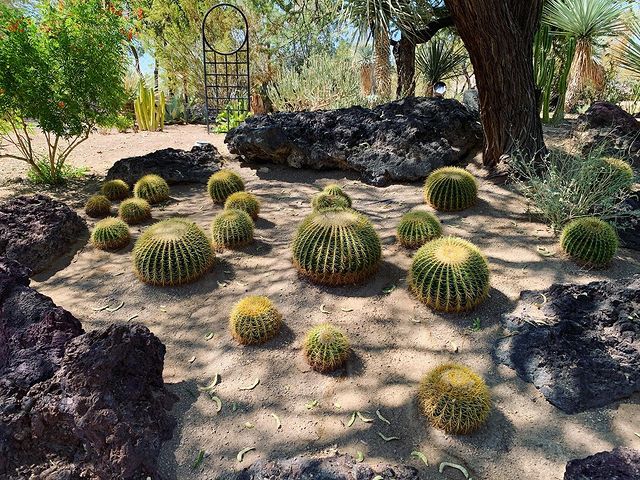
top-left (133, 174), bottom-right (170, 204)
top-left (85, 195), bottom-right (112, 218)
top-left (27, 159), bottom-right (88, 184)
top-left (210, 209), bottom-right (254, 250)
top-left (423, 167), bottom-right (478, 212)
top-left (229, 296), bottom-right (282, 345)
top-left (119, 198), bottom-right (151, 225)
top-left (132, 218), bottom-right (214, 286)
top-left (418, 363), bottom-right (491, 435)
top-left (560, 216), bottom-right (618, 267)
top-left (397, 210), bottom-right (442, 248)
top-left (322, 184), bottom-right (352, 207)
top-left (213, 100), bottom-right (250, 133)
top-left (292, 209), bottom-right (381, 285)
top-left (409, 236), bottom-right (490, 312)
top-left (303, 324), bottom-right (350, 372)
top-left (311, 192), bottom-right (350, 211)
top-left (101, 179), bottom-right (130, 201)
top-left (224, 191), bottom-right (260, 219)
top-left (91, 217), bottom-right (130, 250)
top-left (207, 170), bottom-right (245, 203)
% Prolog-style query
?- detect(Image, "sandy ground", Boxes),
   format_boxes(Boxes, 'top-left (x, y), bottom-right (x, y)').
top-left (1, 125), bottom-right (640, 480)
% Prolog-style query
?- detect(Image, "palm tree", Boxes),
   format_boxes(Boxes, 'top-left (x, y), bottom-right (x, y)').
top-left (617, 21), bottom-right (640, 78)
top-left (415, 35), bottom-right (467, 96)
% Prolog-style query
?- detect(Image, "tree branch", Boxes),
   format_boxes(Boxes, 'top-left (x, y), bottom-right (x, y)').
top-left (411, 16), bottom-right (454, 45)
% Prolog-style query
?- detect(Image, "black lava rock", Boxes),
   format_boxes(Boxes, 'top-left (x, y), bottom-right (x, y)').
top-left (564, 448), bottom-right (640, 480)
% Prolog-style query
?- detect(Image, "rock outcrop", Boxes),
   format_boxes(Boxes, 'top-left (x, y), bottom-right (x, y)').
top-left (564, 448), bottom-right (640, 480)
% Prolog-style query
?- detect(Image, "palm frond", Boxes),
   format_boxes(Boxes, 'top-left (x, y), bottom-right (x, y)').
top-left (542, 0), bottom-right (628, 40)
top-left (617, 21), bottom-right (640, 78)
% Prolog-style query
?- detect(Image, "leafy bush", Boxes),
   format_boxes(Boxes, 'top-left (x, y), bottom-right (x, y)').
top-left (26, 159), bottom-right (88, 184)
top-left (213, 100), bottom-right (250, 133)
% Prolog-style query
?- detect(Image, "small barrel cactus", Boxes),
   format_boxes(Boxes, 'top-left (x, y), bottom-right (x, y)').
top-left (132, 218), bottom-right (214, 286)
top-left (119, 198), bottom-right (151, 225)
top-left (311, 192), bottom-right (350, 211)
top-left (292, 209), bottom-right (382, 285)
top-left (418, 363), bottom-right (491, 435)
top-left (207, 169), bottom-right (245, 203)
top-left (210, 209), bottom-right (254, 250)
top-left (133, 174), bottom-right (170, 204)
top-left (229, 295), bottom-right (282, 345)
top-left (224, 191), bottom-right (260, 219)
top-left (560, 217), bottom-right (618, 267)
top-left (397, 210), bottom-right (442, 248)
top-left (409, 236), bottom-right (490, 312)
top-left (322, 184), bottom-right (352, 207)
top-left (100, 179), bottom-right (130, 201)
top-left (423, 167), bottom-right (478, 212)
top-left (601, 157), bottom-right (634, 189)
top-left (303, 323), bottom-right (350, 372)
top-left (91, 217), bottom-right (130, 250)
top-left (85, 195), bottom-right (112, 218)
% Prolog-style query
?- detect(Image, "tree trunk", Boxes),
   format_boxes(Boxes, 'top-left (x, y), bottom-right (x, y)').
top-left (444, 0), bottom-right (546, 168)
top-left (394, 34), bottom-right (416, 98)
top-left (373, 22), bottom-right (392, 100)
top-left (564, 39), bottom-right (605, 112)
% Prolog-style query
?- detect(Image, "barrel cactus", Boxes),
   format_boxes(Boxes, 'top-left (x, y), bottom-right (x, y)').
top-left (207, 169), bottom-right (245, 203)
top-left (292, 209), bottom-right (381, 285)
top-left (418, 363), bottom-right (491, 435)
top-left (132, 218), bottom-right (214, 286)
top-left (322, 184), bottom-right (352, 207)
top-left (119, 198), bottom-right (151, 225)
top-left (211, 209), bottom-right (254, 250)
top-left (560, 217), bottom-right (618, 267)
top-left (303, 323), bottom-right (350, 372)
top-left (100, 179), bottom-right (130, 201)
top-left (85, 195), bottom-right (112, 218)
top-left (397, 210), bottom-right (442, 248)
top-left (423, 167), bottom-right (478, 212)
top-left (229, 295), bottom-right (282, 345)
top-left (133, 174), bottom-right (170, 204)
top-left (602, 157), bottom-right (634, 189)
top-left (91, 217), bottom-right (130, 250)
top-left (311, 192), bottom-right (350, 211)
top-left (409, 236), bottom-right (490, 312)
top-left (224, 191), bottom-right (260, 219)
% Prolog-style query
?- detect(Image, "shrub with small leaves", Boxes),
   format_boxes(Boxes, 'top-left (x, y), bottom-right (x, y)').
top-left (224, 191), bottom-right (260, 219)
top-left (211, 209), bottom-right (254, 250)
top-left (100, 179), bottom-right (130, 201)
top-left (560, 217), bottom-right (618, 267)
top-left (229, 295), bottom-right (282, 345)
top-left (311, 192), bottom-right (350, 211)
top-left (85, 195), bottom-right (111, 218)
top-left (418, 363), bottom-right (491, 434)
top-left (133, 174), bottom-right (170, 204)
top-left (303, 323), bottom-right (350, 372)
top-left (207, 169), bottom-right (245, 203)
top-left (119, 198), bottom-right (151, 225)
top-left (397, 210), bottom-right (442, 248)
top-left (91, 217), bottom-right (130, 250)
top-left (423, 167), bottom-right (478, 212)
top-left (601, 157), bottom-right (634, 189)
top-left (322, 184), bottom-right (352, 207)
top-left (409, 236), bottom-right (490, 312)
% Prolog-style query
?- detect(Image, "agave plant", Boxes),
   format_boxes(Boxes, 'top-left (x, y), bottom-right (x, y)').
top-left (416, 35), bottom-right (467, 96)
top-left (617, 21), bottom-right (640, 78)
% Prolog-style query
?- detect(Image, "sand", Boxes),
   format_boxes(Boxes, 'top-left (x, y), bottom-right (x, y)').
top-left (1, 125), bottom-right (639, 480)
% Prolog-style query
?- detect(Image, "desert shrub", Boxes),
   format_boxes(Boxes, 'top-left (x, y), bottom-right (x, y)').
top-left (210, 209), bottom-right (254, 250)
top-left (90, 217), bottom-right (130, 250)
top-left (133, 174), bottom-right (170, 204)
top-left (101, 179), bottom-right (130, 201)
top-left (303, 323), bottom-right (350, 372)
top-left (396, 210), bottom-right (442, 248)
top-left (224, 191), bottom-right (260, 219)
top-left (229, 296), bottom-right (282, 345)
top-left (207, 170), bottom-right (245, 203)
top-left (560, 216), bottom-right (618, 267)
top-left (119, 198), bottom-right (151, 225)
top-left (423, 167), bottom-right (478, 212)
top-left (311, 192), bottom-right (350, 211)
top-left (85, 195), bottom-right (111, 218)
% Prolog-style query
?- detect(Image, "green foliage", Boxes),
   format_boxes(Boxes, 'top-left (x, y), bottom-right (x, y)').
top-left (132, 218), bottom-right (214, 286)
top-left (224, 191), bottom-right (260, 219)
top-left (418, 363), bottom-right (491, 435)
top-left (101, 179), bottom-right (130, 201)
top-left (211, 209), bottom-right (254, 250)
top-left (560, 217), bottom-right (618, 267)
top-left (26, 158), bottom-right (88, 184)
top-left (292, 209), bottom-right (381, 285)
top-left (396, 210), bottom-right (442, 248)
top-left (542, 0), bottom-right (626, 41)
top-left (312, 192), bottom-right (351, 211)
top-left (416, 35), bottom-right (467, 93)
top-left (303, 323), bottom-right (350, 373)
top-left (85, 195), bottom-right (112, 218)
top-left (118, 198), bottom-right (151, 225)
top-left (110, 114), bottom-right (134, 133)
top-left (213, 100), bottom-right (250, 133)
top-left (409, 236), bottom-right (490, 313)
top-left (134, 174), bottom-right (170, 204)
top-left (91, 217), bottom-right (130, 250)
top-left (423, 167), bottom-right (478, 212)
top-left (134, 83), bottom-right (166, 132)
top-left (207, 169), bottom-right (245, 203)
top-left (322, 184), bottom-right (352, 206)
top-left (229, 295), bottom-right (282, 345)
top-left (617, 21), bottom-right (640, 79)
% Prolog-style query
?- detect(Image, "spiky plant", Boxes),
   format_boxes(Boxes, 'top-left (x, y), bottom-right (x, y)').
top-left (224, 191), bottom-right (260, 219)
top-left (416, 34), bottom-right (468, 96)
top-left (322, 184), bottom-right (352, 207)
top-left (409, 236), bottom-right (490, 312)
top-left (292, 209), bottom-right (382, 285)
top-left (424, 167), bottom-right (478, 212)
top-left (617, 21), bottom-right (640, 79)
top-left (207, 169), bottom-right (245, 203)
top-left (601, 157), bottom-right (634, 190)
top-left (560, 217), bottom-right (618, 267)
top-left (418, 363), bottom-right (491, 435)
top-left (132, 218), bottom-right (214, 286)
top-left (210, 209), bottom-right (254, 250)
top-left (229, 295), bottom-right (282, 345)
top-left (100, 179), bottom-right (130, 201)
top-left (119, 198), bottom-right (152, 225)
top-left (311, 192), bottom-right (351, 211)
top-left (133, 174), bottom-right (170, 204)
top-left (303, 323), bottom-right (350, 373)
top-left (91, 217), bottom-right (130, 250)
top-left (397, 210), bottom-right (442, 248)
top-left (85, 195), bottom-right (112, 218)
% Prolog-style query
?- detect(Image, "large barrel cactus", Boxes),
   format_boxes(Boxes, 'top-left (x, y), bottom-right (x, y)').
top-left (133, 174), bottom-right (170, 204)
top-left (91, 217), bottom-right (130, 250)
top-left (560, 217), bottom-right (618, 267)
top-left (211, 209), bottom-right (254, 250)
top-left (207, 169), bottom-right (245, 203)
top-left (132, 218), bottom-right (214, 286)
top-left (224, 191), bottom-right (260, 219)
top-left (85, 195), bottom-right (112, 218)
top-left (292, 209), bottom-right (381, 285)
top-left (423, 167), bottom-right (478, 212)
top-left (303, 323), bottom-right (350, 372)
top-left (118, 198), bottom-right (151, 225)
top-left (229, 295), bottom-right (282, 345)
top-left (100, 179), bottom-right (130, 201)
top-left (396, 210), bottom-right (442, 248)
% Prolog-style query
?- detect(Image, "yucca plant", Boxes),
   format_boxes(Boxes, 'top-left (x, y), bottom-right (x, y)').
top-left (416, 35), bottom-right (468, 96)
top-left (617, 21), bottom-right (640, 78)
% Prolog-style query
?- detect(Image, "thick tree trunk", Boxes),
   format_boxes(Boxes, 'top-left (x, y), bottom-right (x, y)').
top-left (394, 34), bottom-right (416, 98)
top-left (444, 0), bottom-right (546, 168)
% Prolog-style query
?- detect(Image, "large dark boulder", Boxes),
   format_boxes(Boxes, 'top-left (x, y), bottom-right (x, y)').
top-left (106, 143), bottom-right (223, 185)
top-left (617, 193), bottom-right (640, 251)
top-left (225, 97), bottom-right (483, 186)
top-left (0, 195), bottom-right (87, 274)
top-left (0, 258), bottom-right (176, 479)
top-left (494, 275), bottom-right (640, 414)
top-left (564, 448), bottom-right (640, 480)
